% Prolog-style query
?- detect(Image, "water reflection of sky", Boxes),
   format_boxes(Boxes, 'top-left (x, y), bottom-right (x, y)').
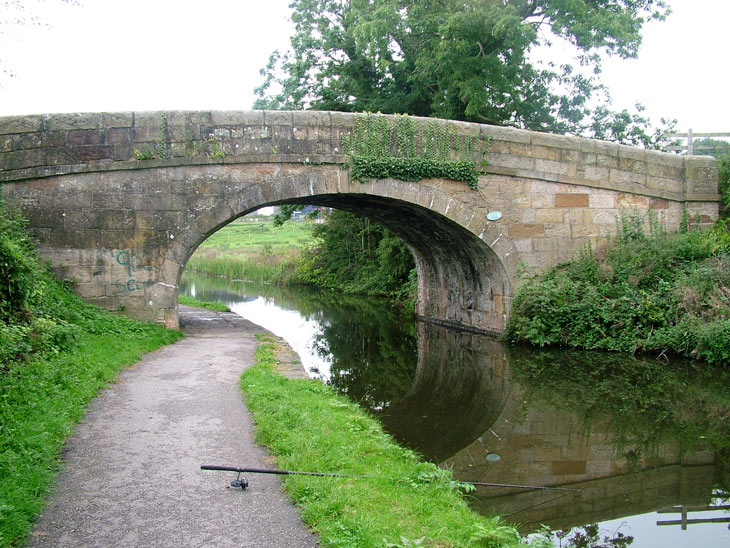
top-left (230, 297), bottom-right (332, 380)
top-left (597, 507), bottom-right (730, 548)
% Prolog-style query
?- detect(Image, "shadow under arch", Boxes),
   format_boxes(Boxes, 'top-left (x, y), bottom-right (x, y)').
top-left (161, 166), bottom-right (519, 334)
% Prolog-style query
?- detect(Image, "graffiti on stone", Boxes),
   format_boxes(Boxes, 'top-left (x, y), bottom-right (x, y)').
top-left (110, 249), bottom-right (151, 293)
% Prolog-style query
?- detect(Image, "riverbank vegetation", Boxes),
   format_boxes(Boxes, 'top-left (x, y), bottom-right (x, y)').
top-left (0, 200), bottom-right (182, 548)
top-left (505, 203), bottom-right (730, 364)
top-left (185, 217), bottom-right (311, 284)
top-left (241, 336), bottom-right (528, 548)
top-left (297, 210), bottom-right (416, 304)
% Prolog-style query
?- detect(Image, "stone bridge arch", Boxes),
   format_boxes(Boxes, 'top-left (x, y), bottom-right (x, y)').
top-left (0, 110), bottom-right (720, 333)
top-left (159, 164), bottom-right (518, 333)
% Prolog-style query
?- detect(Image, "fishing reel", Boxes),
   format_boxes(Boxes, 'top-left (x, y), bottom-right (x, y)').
top-left (227, 472), bottom-right (249, 491)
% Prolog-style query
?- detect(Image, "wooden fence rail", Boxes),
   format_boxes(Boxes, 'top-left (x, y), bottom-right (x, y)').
top-left (665, 129), bottom-right (730, 155)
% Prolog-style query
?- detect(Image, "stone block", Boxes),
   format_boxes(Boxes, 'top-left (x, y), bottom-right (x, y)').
top-left (596, 153), bottom-right (618, 168)
top-left (42, 112), bottom-right (102, 131)
top-left (210, 111), bottom-right (248, 125)
top-left (295, 110), bottom-right (331, 126)
top-left (102, 112), bottom-right (133, 128)
top-left (555, 193), bottom-right (589, 208)
top-left (0, 115), bottom-right (44, 134)
top-left (529, 145), bottom-right (561, 161)
top-left (480, 124), bottom-right (532, 144)
top-left (0, 148), bottom-right (45, 170)
top-left (588, 193), bottom-right (615, 209)
top-left (68, 130), bottom-right (105, 146)
top-left (66, 208), bottom-right (107, 233)
top-left (536, 209), bottom-right (564, 223)
top-left (618, 145), bottom-right (647, 162)
top-left (521, 208), bottom-right (536, 223)
top-left (489, 153), bottom-right (535, 171)
top-left (590, 210), bottom-right (618, 226)
top-left (106, 127), bottom-right (133, 145)
top-left (134, 111), bottom-right (165, 128)
top-left (509, 223), bottom-right (545, 238)
top-left (552, 460), bottom-right (587, 475)
top-left (263, 110), bottom-right (293, 126)
top-left (616, 194), bottom-right (649, 209)
top-left (70, 144), bottom-right (112, 162)
top-left (609, 169), bottom-right (634, 187)
top-left (685, 156), bottom-right (720, 195)
top-left (535, 158), bottom-right (574, 176)
top-left (647, 162), bottom-right (683, 180)
top-left (562, 208), bottom-right (584, 224)
top-left (594, 140), bottom-right (619, 157)
top-left (513, 239), bottom-right (532, 253)
top-left (329, 111), bottom-right (357, 128)
top-left (531, 132), bottom-right (583, 151)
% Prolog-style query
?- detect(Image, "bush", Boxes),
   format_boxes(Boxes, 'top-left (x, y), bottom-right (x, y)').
top-left (0, 203), bottom-right (40, 322)
top-left (505, 224), bottom-right (730, 365)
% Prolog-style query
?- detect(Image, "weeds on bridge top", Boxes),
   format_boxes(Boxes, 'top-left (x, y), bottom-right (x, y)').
top-left (342, 113), bottom-right (490, 189)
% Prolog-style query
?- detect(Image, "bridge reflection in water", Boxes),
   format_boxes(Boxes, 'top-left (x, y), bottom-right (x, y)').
top-left (179, 273), bottom-right (729, 541)
top-left (379, 323), bottom-right (720, 535)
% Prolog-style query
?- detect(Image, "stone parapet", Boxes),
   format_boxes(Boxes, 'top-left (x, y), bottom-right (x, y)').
top-left (1, 111), bottom-right (720, 205)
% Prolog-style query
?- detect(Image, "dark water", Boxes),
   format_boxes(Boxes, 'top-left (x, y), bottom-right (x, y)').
top-left (180, 273), bottom-right (730, 547)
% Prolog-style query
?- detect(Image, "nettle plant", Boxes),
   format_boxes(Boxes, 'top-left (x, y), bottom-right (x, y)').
top-left (341, 113), bottom-right (490, 190)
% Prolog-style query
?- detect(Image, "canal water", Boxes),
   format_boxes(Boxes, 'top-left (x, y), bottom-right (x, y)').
top-left (180, 272), bottom-right (730, 547)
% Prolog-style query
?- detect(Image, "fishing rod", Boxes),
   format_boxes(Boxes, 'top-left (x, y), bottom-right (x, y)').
top-left (200, 464), bottom-right (581, 493)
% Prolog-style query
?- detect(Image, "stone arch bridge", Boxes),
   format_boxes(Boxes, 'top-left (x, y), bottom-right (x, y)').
top-left (0, 111), bottom-right (720, 333)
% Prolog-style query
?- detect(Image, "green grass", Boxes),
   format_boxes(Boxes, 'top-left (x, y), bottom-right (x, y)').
top-left (186, 217), bottom-right (312, 283)
top-left (196, 217), bottom-right (313, 256)
top-left (185, 254), bottom-right (302, 284)
top-left (178, 295), bottom-right (231, 312)
top-left (240, 336), bottom-right (526, 548)
top-left (0, 312), bottom-right (182, 548)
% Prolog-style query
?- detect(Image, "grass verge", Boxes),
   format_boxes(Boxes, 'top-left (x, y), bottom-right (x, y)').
top-left (0, 316), bottom-right (182, 548)
top-left (240, 336), bottom-right (525, 548)
top-left (178, 295), bottom-right (231, 312)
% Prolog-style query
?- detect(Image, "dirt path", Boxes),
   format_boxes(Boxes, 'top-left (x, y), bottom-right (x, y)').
top-left (28, 306), bottom-right (317, 548)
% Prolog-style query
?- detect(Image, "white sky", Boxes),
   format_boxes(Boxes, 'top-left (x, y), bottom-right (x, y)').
top-left (0, 0), bottom-right (727, 133)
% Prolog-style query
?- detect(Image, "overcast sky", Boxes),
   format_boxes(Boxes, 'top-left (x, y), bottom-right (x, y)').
top-left (0, 0), bottom-right (727, 134)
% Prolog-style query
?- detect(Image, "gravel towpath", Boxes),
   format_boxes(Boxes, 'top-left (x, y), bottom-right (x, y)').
top-left (28, 305), bottom-right (317, 548)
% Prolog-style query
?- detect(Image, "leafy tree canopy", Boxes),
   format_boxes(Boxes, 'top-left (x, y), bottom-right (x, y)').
top-left (255, 0), bottom-right (673, 147)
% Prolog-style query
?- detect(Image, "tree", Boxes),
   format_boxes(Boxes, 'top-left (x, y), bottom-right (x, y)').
top-left (255, 0), bottom-right (673, 147)
top-left (298, 209), bottom-right (415, 298)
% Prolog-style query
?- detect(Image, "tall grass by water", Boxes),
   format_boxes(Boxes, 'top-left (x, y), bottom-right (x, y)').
top-left (185, 253), bottom-right (301, 284)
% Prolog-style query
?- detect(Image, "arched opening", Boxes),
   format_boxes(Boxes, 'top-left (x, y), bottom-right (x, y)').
top-left (164, 172), bottom-right (515, 335)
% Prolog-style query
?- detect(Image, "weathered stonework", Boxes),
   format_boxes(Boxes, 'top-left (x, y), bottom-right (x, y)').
top-left (0, 110), bottom-right (721, 333)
